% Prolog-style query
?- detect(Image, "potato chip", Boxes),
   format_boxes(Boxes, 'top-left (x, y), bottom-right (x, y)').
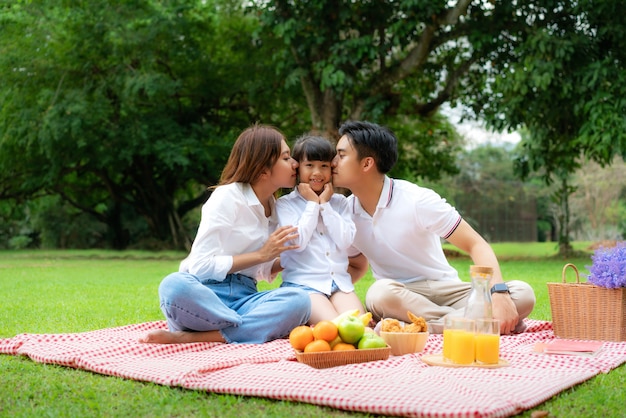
top-left (406, 311), bottom-right (427, 333)
top-left (379, 312), bottom-right (427, 333)
top-left (380, 318), bottom-right (403, 332)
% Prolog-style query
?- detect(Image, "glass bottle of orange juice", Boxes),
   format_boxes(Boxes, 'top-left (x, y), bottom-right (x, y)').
top-left (464, 266), bottom-right (493, 320)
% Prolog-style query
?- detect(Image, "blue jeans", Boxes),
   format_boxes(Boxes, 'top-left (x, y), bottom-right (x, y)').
top-left (281, 280), bottom-right (340, 296)
top-left (158, 272), bottom-right (311, 344)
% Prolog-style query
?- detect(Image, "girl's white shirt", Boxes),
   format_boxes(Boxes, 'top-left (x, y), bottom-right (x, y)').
top-left (276, 189), bottom-right (356, 295)
top-left (179, 182), bottom-right (276, 282)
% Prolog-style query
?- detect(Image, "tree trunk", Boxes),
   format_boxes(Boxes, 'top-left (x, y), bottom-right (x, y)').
top-left (556, 175), bottom-right (574, 258)
top-left (106, 201), bottom-right (130, 250)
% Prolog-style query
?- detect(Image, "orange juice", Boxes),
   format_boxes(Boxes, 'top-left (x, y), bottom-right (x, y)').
top-left (449, 330), bottom-right (475, 365)
top-left (442, 328), bottom-right (453, 360)
top-left (475, 333), bottom-right (499, 364)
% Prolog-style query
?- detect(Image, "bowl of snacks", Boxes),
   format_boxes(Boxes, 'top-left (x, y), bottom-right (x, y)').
top-left (379, 312), bottom-right (430, 356)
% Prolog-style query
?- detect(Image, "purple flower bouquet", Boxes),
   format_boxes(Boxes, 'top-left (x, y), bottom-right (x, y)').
top-left (586, 241), bottom-right (626, 288)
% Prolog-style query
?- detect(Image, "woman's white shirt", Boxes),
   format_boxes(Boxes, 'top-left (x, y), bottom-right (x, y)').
top-left (179, 182), bottom-right (276, 282)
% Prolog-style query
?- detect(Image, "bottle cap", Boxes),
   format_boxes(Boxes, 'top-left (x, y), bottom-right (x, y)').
top-left (470, 265), bottom-right (494, 275)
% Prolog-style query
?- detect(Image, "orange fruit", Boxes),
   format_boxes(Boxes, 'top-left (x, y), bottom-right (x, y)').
top-left (312, 320), bottom-right (339, 342)
top-left (289, 325), bottom-right (314, 350)
top-left (332, 342), bottom-right (356, 351)
top-left (303, 339), bottom-right (331, 353)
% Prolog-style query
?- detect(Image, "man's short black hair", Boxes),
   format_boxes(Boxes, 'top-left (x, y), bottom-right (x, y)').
top-left (338, 121), bottom-right (398, 174)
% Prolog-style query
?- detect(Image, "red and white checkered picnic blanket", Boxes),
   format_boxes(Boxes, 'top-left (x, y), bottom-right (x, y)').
top-left (2, 320), bottom-right (625, 418)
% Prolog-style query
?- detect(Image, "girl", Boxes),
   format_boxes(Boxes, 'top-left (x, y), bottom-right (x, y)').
top-left (141, 124), bottom-right (311, 344)
top-left (276, 135), bottom-right (365, 325)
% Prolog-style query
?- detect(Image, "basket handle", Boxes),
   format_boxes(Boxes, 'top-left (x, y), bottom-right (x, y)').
top-left (561, 263), bottom-right (580, 283)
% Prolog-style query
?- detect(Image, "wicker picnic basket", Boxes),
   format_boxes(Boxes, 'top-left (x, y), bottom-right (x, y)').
top-left (294, 346), bottom-right (391, 369)
top-left (547, 263), bottom-right (626, 342)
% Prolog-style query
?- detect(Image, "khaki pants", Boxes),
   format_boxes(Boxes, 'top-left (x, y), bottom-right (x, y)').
top-left (365, 279), bottom-right (535, 334)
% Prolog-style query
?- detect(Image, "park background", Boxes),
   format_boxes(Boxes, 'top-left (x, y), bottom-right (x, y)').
top-left (1, 2), bottom-right (625, 417)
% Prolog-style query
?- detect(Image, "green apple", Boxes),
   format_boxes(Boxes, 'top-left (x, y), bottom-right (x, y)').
top-left (357, 333), bottom-right (387, 349)
top-left (337, 315), bottom-right (365, 344)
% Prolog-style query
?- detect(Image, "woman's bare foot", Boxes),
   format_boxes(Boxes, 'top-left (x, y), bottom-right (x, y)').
top-left (139, 330), bottom-right (185, 344)
top-left (139, 329), bottom-right (226, 344)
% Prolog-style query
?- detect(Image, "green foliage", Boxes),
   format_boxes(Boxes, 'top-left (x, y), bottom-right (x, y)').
top-left (473, 0), bottom-right (626, 255)
top-left (2, 1), bottom-right (625, 250)
top-left (387, 114), bottom-right (463, 183)
top-left (480, 0), bottom-right (626, 181)
top-left (0, 199), bottom-right (30, 249)
top-left (250, 0), bottom-right (521, 137)
top-left (0, 0), bottom-right (310, 249)
top-left (30, 195), bottom-right (109, 248)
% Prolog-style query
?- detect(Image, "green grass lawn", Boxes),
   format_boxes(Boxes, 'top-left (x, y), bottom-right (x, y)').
top-left (1, 244), bottom-right (624, 417)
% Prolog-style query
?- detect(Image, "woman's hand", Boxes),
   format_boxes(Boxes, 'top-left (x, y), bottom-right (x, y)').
top-left (229, 226), bottom-right (300, 274)
top-left (258, 225), bottom-right (300, 261)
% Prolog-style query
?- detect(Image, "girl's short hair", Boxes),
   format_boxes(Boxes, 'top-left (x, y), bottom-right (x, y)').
top-left (291, 135), bottom-right (336, 162)
top-left (219, 124), bottom-right (285, 185)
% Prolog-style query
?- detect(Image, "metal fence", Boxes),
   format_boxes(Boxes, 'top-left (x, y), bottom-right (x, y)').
top-left (453, 183), bottom-right (537, 242)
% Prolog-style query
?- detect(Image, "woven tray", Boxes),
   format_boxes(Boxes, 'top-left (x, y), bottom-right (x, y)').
top-left (421, 353), bottom-right (509, 368)
top-left (294, 346), bottom-right (391, 369)
top-left (547, 263), bottom-right (626, 342)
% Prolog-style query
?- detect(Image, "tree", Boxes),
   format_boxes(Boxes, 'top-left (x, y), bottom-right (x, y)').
top-left (252, 1), bottom-right (626, 252)
top-left (250, 1), bottom-right (578, 181)
top-left (252, 2), bottom-right (544, 129)
top-left (475, 0), bottom-right (626, 255)
top-left (5, 1), bottom-right (625, 249)
top-left (569, 157), bottom-right (626, 241)
top-left (0, 0), bottom-right (309, 249)
top-left (386, 113), bottom-right (464, 183)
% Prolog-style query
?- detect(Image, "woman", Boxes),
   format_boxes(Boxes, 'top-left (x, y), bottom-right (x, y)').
top-left (141, 124), bottom-right (311, 344)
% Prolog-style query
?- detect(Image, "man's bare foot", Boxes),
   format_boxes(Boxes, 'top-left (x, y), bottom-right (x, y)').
top-left (139, 329), bottom-right (226, 344)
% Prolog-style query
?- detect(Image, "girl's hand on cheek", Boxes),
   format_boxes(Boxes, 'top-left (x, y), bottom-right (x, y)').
top-left (319, 183), bottom-right (333, 204)
top-left (297, 183), bottom-right (320, 203)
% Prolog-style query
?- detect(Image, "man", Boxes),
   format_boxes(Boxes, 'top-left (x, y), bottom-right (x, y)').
top-left (332, 121), bottom-right (535, 334)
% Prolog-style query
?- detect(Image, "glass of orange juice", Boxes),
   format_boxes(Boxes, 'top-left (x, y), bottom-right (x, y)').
top-left (447, 318), bottom-right (476, 365)
top-left (475, 319), bottom-right (500, 365)
top-left (442, 316), bottom-right (454, 362)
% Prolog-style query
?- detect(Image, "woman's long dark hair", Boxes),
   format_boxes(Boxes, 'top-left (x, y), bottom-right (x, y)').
top-left (218, 124), bottom-right (285, 186)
